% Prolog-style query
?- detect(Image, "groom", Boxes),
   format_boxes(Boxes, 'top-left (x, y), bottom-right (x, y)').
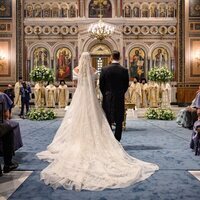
top-left (100, 50), bottom-right (129, 141)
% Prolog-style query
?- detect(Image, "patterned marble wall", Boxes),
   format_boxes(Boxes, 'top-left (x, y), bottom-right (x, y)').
top-left (177, 0), bottom-right (200, 104)
top-left (0, 0), bottom-right (16, 85)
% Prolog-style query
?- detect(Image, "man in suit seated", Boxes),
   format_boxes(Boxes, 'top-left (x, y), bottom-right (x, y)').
top-left (0, 94), bottom-right (19, 176)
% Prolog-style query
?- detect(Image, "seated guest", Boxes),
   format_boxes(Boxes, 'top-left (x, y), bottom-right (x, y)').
top-left (177, 87), bottom-right (200, 129)
top-left (0, 103), bottom-right (18, 176)
top-left (0, 91), bottom-right (13, 119)
top-left (4, 84), bottom-right (15, 115)
top-left (176, 99), bottom-right (197, 129)
top-left (190, 108), bottom-right (200, 155)
top-left (0, 109), bottom-right (23, 153)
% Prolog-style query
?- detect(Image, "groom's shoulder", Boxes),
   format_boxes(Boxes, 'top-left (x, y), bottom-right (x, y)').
top-left (102, 64), bottom-right (111, 71)
top-left (118, 64), bottom-right (128, 72)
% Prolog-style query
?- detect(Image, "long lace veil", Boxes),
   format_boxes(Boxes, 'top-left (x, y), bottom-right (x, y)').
top-left (42, 52), bottom-right (103, 154)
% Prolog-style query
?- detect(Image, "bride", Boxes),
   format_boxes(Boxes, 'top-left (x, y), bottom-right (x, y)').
top-left (37, 52), bottom-right (159, 191)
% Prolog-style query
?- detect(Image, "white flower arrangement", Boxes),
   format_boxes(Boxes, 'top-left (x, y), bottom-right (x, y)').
top-left (27, 108), bottom-right (56, 120)
top-left (30, 65), bottom-right (55, 82)
top-left (148, 66), bottom-right (173, 83)
top-left (145, 108), bottom-right (175, 120)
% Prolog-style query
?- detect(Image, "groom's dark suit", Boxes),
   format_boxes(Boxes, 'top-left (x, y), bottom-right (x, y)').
top-left (100, 62), bottom-right (129, 141)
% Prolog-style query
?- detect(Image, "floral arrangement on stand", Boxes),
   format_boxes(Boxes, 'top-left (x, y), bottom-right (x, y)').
top-left (145, 108), bottom-right (175, 120)
top-left (30, 65), bottom-right (55, 83)
top-left (148, 66), bottom-right (173, 83)
top-left (27, 108), bottom-right (55, 120)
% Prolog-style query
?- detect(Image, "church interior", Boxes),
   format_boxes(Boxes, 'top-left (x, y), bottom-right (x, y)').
top-left (0, 0), bottom-right (200, 199)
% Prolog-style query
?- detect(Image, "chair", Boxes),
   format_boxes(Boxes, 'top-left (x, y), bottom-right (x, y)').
top-left (123, 103), bottom-right (135, 130)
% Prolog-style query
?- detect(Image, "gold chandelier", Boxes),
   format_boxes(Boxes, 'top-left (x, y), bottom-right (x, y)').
top-left (88, 0), bottom-right (115, 41)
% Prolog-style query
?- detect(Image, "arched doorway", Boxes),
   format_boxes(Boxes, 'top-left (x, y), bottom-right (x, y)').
top-left (89, 44), bottom-right (112, 72)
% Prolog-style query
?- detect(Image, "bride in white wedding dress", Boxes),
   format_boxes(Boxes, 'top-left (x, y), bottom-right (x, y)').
top-left (37, 52), bottom-right (159, 191)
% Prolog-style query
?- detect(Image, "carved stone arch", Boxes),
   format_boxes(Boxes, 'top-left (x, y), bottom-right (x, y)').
top-left (123, 3), bottom-right (132, 17)
top-left (42, 3), bottom-right (51, 10)
top-left (28, 42), bottom-right (51, 60)
top-left (158, 3), bottom-right (167, 9)
top-left (141, 2), bottom-right (150, 17)
top-left (168, 2), bottom-right (176, 8)
top-left (126, 43), bottom-right (149, 79)
top-left (60, 3), bottom-right (69, 17)
top-left (68, 2), bottom-right (78, 17)
top-left (69, 2), bottom-right (78, 9)
top-left (25, 4), bottom-right (33, 17)
top-left (33, 4), bottom-right (42, 10)
top-left (141, 2), bottom-right (150, 9)
top-left (25, 4), bottom-right (32, 9)
top-left (42, 3), bottom-right (52, 17)
top-left (149, 42), bottom-right (174, 70)
top-left (167, 2), bottom-right (176, 17)
top-left (52, 2), bottom-right (60, 17)
top-left (28, 43), bottom-right (51, 72)
top-left (52, 43), bottom-right (76, 60)
top-left (133, 2), bottom-right (141, 9)
top-left (33, 3), bottom-right (42, 18)
top-left (125, 43), bottom-right (149, 59)
top-left (123, 3), bottom-right (131, 9)
top-left (132, 2), bottom-right (141, 17)
top-left (60, 3), bottom-right (69, 10)
top-left (149, 2), bottom-right (157, 7)
top-left (149, 2), bottom-right (158, 17)
top-left (149, 42), bottom-right (174, 59)
top-left (90, 43), bottom-right (112, 55)
top-left (86, 0), bottom-right (116, 18)
top-left (52, 2), bottom-right (60, 9)
top-left (82, 38), bottom-right (116, 55)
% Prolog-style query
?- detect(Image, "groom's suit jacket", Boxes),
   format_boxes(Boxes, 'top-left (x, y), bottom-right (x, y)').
top-left (100, 62), bottom-right (129, 124)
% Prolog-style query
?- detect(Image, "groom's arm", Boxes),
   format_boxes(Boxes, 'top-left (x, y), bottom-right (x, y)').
top-left (124, 69), bottom-right (129, 93)
top-left (99, 69), bottom-right (105, 95)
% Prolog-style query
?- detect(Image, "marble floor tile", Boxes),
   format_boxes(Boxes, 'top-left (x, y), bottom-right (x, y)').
top-left (0, 171), bottom-right (32, 200)
top-left (189, 171), bottom-right (200, 182)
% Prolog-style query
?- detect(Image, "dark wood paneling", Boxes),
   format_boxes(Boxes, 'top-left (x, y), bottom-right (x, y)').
top-left (177, 87), bottom-right (198, 104)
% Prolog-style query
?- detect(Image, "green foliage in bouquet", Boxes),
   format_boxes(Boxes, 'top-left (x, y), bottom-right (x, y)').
top-left (145, 108), bottom-right (175, 120)
top-left (148, 67), bottom-right (173, 83)
top-left (27, 108), bottom-right (56, 120)
top-left (30, 65), bottom-right (55, 82)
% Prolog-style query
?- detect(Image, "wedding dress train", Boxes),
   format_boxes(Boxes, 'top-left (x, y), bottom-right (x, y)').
top-left (37, 52), bottom-right (159, 191)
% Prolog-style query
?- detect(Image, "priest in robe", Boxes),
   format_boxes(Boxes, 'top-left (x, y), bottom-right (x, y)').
top-left (129, 77), bottom-right (142, 108)
top-left (160, 82), bottom-right (171, 108)
top-left (34, 82), bottom-right (46, 108)
top-left (57, 80), bottom-right (69, 108)
top-left (148, 81), bottom-right (160, 108)
top-left (14, 77), bottom-right (22, 107)
top-left (45, 83), bottom-right (56, 108)
top-left (140, 78), bottom-right (149, 108)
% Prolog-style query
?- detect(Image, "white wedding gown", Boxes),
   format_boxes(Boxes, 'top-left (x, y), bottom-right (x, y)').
top-left (37, 52), bottom-right (159, 191)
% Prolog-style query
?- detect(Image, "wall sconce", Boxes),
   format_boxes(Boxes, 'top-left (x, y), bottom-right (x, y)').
top-left (0, 50), bottom-right (6, 60)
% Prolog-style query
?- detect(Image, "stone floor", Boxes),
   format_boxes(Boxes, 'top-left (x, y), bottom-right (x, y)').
top-left (0, 106), bottom-right (200, 200)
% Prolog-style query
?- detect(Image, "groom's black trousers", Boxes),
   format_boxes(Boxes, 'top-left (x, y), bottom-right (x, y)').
top-left (102, 92), bottom-right (124, 142)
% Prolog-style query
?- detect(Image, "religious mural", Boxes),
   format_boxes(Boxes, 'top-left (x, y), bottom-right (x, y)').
top-left (129, 48), bottom-right (145, 79)
top-left (33, 47), bottom-right (49, 68)
top-left (89, 0), bottom-right (112, 18)
top-left (190, 39), bottom-right (200, 76)
top-left (152, 48), bottom-right (168, 68)
top-left (26, 5), bottom-right (33, 17)
top-left (0, 0), bottom-right (12, 18)
top-left (189, 0), bottom-right (200, 18)
top-left (56, 48), bottom-right (72, 81)
top-left (0, 40), bottom-right (11, 77)
top-left (34, 4), bottom-right (42, 17)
